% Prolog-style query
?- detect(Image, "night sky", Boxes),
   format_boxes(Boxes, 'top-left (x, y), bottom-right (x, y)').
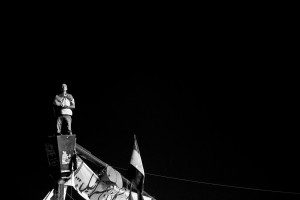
top-left (10, 66), bottom-right (298, 200)
top-left (5, 13), bottom-right (299, 200)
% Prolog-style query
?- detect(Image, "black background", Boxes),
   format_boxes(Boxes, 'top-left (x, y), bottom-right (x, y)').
top-left (4, 7), bottom-right (299, 200)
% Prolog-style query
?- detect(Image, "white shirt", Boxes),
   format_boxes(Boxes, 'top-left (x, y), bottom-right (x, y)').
top-left (56, 94), bottom-right (74, 115)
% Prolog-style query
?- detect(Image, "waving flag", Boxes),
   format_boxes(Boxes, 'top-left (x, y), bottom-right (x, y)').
top-left (126, 135), bottom-right (145, 200)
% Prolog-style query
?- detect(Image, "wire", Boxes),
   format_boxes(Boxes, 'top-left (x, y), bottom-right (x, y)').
top-left (66, 192), bottom-right (76, 200)
top-left (112, 166), bottom-right (300, 195)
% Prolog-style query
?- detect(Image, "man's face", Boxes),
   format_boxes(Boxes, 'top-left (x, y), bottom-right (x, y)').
top-left (62, 84), bottom-right (67, 91)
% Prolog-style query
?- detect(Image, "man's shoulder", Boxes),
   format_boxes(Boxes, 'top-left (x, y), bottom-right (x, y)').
top-left (55, 93), bottom-right (64, 98)
top-left (66, 93), bottom-right (74, 99)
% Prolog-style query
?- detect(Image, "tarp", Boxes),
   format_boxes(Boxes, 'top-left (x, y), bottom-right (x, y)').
top-left (43, 157), bottom-right (152, 200)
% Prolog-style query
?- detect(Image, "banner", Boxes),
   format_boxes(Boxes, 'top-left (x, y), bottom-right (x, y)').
top-left (63, 157), bottom-right (152, 200)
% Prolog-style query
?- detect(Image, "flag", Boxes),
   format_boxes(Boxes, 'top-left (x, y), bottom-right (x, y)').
top-left (126, 134), bottom-right (145, 200)
top-left (64, 157), bottom-right (128, 200)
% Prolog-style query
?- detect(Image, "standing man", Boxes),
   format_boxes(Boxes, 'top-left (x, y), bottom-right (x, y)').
top-left (53, 83), bottom-right (75, 135)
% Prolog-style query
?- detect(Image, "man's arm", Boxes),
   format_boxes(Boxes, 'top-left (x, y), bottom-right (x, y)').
top-left (53, 95), bottom-right (62, 106)
top-left (65, 94), bottom-right (75, 109)
top-left (67, 100), bottom-right (75, 109)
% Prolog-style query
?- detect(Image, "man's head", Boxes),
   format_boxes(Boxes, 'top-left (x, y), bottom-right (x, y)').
top-left (62, 83), bottom-right (68, 91)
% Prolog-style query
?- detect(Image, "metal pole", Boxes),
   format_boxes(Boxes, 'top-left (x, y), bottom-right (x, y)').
top-left (76, 143), bottom-right (108, 168)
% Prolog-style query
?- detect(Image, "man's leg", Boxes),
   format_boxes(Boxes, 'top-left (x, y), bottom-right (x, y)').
top-left (65, 115), bottom-right (72, 135)
top-left (56, 116), bottom-right (62, 135)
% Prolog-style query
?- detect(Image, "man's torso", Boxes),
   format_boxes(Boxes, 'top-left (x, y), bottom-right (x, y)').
top-left (55, 93), bottom-right (74, 116)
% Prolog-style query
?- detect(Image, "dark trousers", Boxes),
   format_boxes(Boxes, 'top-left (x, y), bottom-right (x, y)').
top-left (57, 115), bottom-right (72, 135)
